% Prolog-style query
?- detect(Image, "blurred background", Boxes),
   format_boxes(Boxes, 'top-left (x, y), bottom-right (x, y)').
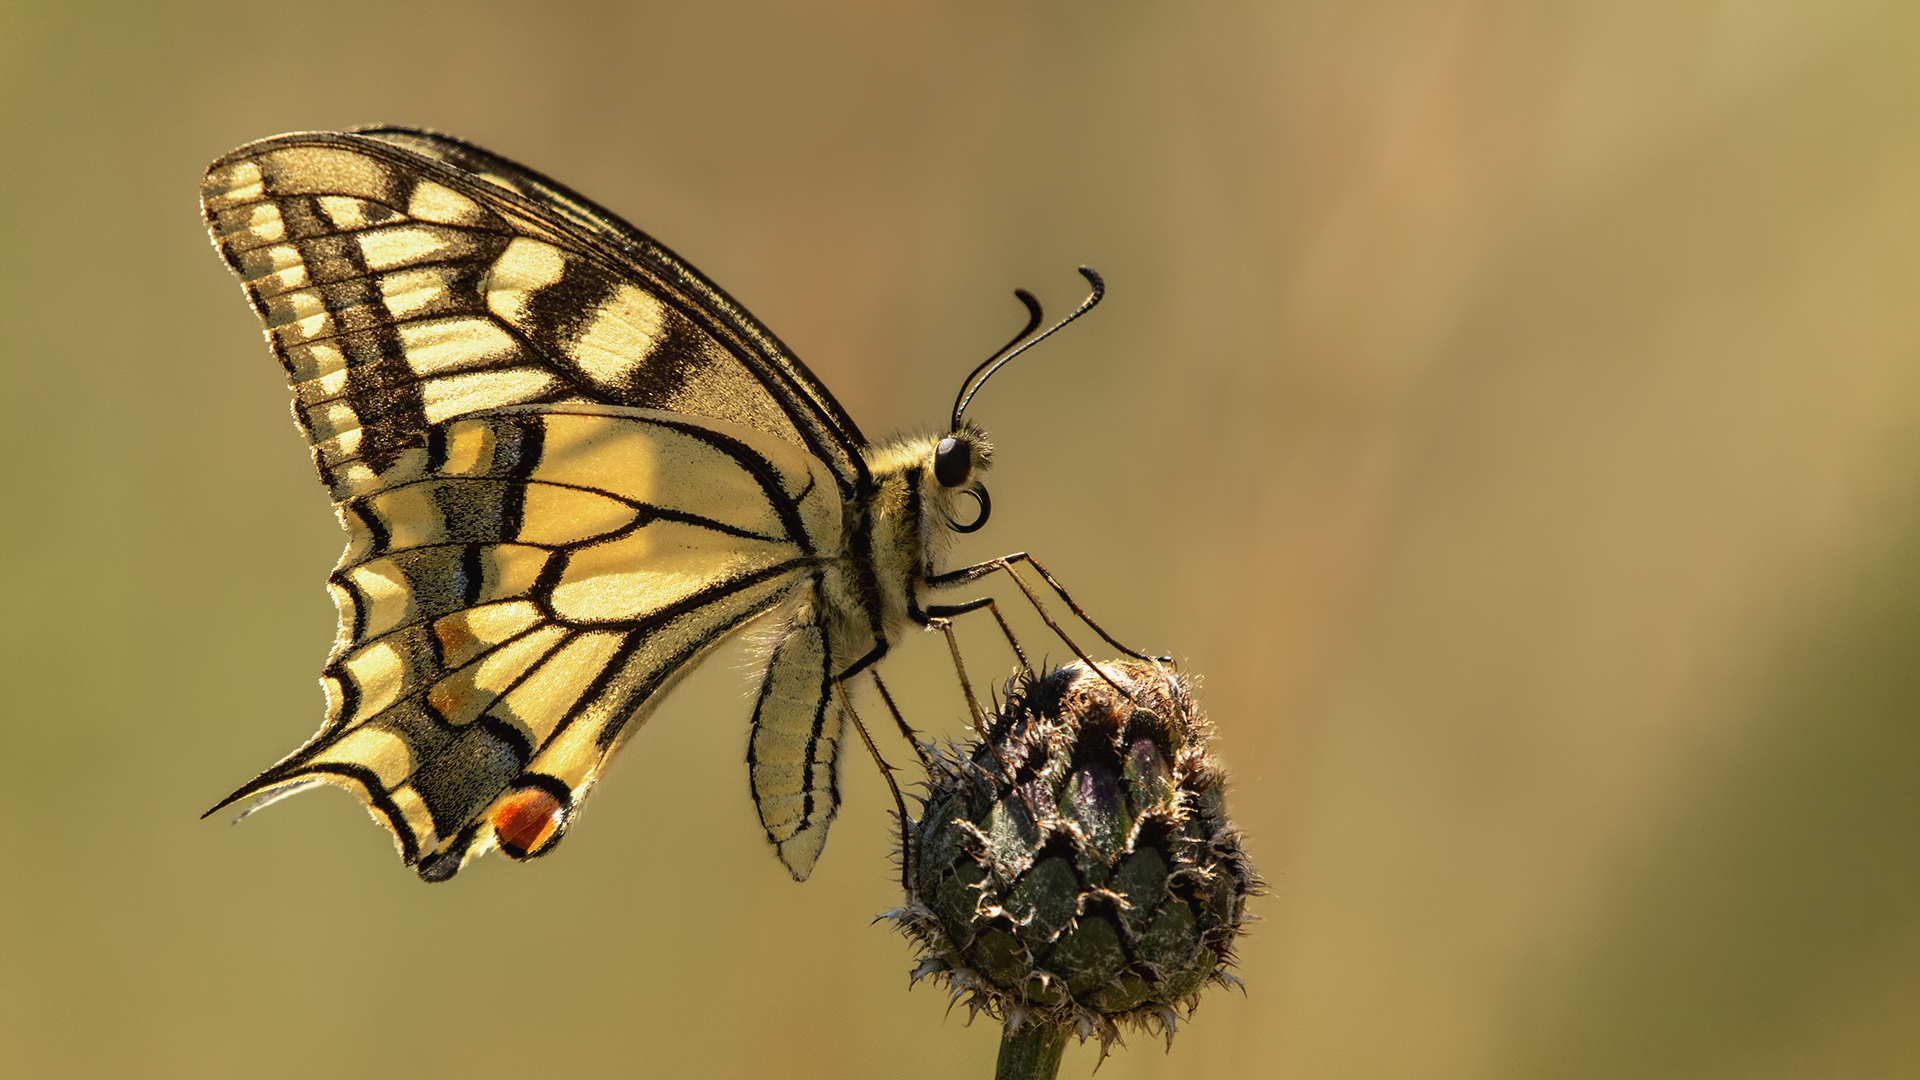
top-left (5, 1), bottom-right (1920, 1077)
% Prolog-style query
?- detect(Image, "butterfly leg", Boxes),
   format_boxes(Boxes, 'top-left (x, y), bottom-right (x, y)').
top-left (927, 554), bottom-right (1168, 700)
top-left (920, 595), bottom-right (1032, 672)
top-left (910, 589), bottom-right (1025, 726)
top-left (932, 617), bottom-right (990, 727)
top-left (869, 671), bottom-right (931, 767)
top-left (931, 552), bottom-right (1168, 663)
top-left (929, 580), bottom-right (1122, 697)
top-left (835, 680), bottom-right (918, 889)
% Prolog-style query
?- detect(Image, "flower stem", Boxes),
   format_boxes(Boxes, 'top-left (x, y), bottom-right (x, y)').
top-left (995, 1020), bottom-right (1068, 1080)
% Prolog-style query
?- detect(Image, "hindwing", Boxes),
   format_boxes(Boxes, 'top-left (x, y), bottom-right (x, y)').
top-left (747, 619), bottom-right (852, 880)
top-left (213, 406), bottom-right (840, 878)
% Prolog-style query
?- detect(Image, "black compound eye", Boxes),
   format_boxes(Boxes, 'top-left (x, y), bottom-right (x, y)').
top-left (934, 436), bottom-right (972, 487)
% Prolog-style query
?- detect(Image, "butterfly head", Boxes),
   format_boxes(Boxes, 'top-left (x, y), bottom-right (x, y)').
top-left (930, 421), bottom-right (994, 533)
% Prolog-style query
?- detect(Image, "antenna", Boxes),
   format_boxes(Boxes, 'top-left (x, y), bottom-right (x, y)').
top-left (950, 266), bottom-right (1105, 430)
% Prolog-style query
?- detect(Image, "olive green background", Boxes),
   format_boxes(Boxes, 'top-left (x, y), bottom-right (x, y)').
top-left (6, 1), bottom-right (1920, 1077)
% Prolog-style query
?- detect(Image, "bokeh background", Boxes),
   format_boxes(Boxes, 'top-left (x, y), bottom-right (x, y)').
top-left (6, 1), bottom-right (1920, 1077)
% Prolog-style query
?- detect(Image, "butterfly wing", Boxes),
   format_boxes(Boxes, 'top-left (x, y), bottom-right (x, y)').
top-left (347, 126), bottom-right (870, 479)
top-left (201, 129), bottom-right (868, 499)
top-left (213, 405), bottom-right (840, 878)
top-left (202, 130), bottom-right (863, 878)
top-left (748, 617), bottom-right (875, 881)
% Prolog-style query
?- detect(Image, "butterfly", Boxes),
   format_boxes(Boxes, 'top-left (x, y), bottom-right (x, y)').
top-left (201, 127), bottom-right (1155, 882)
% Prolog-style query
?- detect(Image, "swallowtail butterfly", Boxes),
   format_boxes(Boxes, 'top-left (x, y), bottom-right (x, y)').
top-left (202, 128), bottom-right (1153, 882)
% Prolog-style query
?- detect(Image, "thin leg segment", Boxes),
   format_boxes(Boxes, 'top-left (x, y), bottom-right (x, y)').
top-left (835, 680), bottom-right (915, 890)
top-left (869, 671), bottom-right (930, 767)
top-left (923, 595), bottom-right (1031, 672)
top-left (925, 553), bottom-right (1168, 699)
top-left (938, 619), bottom-right (988, 728)
top-left (929, 552), bottom-right (1168, 663)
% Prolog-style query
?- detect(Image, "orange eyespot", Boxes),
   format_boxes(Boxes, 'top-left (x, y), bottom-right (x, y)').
top-left (491, 785), bottom-right (567, 856)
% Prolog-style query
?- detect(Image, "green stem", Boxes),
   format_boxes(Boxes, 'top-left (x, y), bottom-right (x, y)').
top-left (995, 1020), bottom-right (1068, 1080)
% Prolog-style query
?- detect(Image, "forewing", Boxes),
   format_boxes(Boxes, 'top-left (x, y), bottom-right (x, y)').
top-left (352, 126), bottom-right (869, 474)
top-left (201, 129), bottom-right (867, 501)
top-left (212, 407), bottom-right (841, 880)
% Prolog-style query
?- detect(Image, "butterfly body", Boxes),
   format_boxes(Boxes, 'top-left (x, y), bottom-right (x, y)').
top-left (203, 128), bottom-right (1007, 881)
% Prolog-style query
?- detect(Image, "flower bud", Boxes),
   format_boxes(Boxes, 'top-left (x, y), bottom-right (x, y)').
top-left (889, 661), bottom-right (1259, 1054)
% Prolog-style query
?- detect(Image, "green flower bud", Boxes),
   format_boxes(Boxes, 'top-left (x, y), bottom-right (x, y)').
top-left (888, 661), bottom-right (1260, 1059)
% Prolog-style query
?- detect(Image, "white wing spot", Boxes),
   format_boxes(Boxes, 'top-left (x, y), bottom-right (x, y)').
top-left (484, 238), bottom-right (567, 323)
top-left (408, 181), bottom-right (482, 225)
top-left (275, 310), bottom-right (334, 345)
top-left (358, 226), bottom-right (451, 271)
top-left (319, 425), bottom-right (363, 461)
top-left (202, 160), bottom-right (264, 209)
top-left (380, 268), bottom-right (452, 319)
top-left (318, 195), bottom-right (375, 230)
top-left (247, 202), bottom-right (285, 244)
top-left (306, 366), bottom-right (349, 400)
top-left (240, 243), bottom-right (306, 278)
top-left (474, 171), bottom-right (523, 194)
top-left (331, 462), bottom-right (380, 499)
top-left (421, 368), bottom-right (559, 424)
top-left (572, 284), bottom-right (665, 387)
top-left (262, 287), bottom-right (327, 330)
top-left (284, 341), bottom-right (347, 383)
top-left (309, 400), bottom-right (361, 441)
top-left (258, 264), bottom-right (310, 294)
top-left (398, 318), bottom-right (520, 376)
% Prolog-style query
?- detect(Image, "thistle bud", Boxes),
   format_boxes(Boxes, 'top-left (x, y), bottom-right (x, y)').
top-left (890, 661), bottom-right (1259, 1065)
